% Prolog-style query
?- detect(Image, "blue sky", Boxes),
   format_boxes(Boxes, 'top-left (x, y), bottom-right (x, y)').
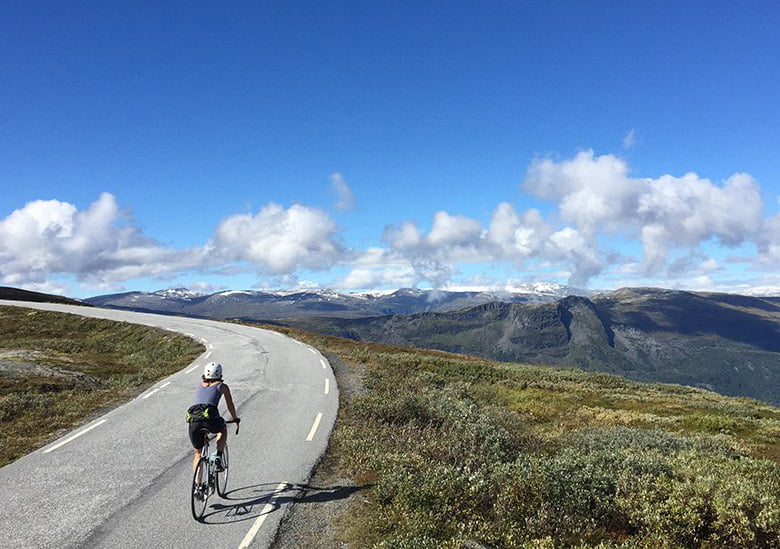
top-left (2, 1), bottom-right (780, 297)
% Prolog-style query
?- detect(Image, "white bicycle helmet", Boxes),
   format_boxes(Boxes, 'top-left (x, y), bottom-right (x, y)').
top-left (203, 362), bottom-right (223, 380)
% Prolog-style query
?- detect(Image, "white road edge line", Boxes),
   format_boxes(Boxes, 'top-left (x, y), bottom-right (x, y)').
top-left (185, 333), bottom-right (210, 348)
top-left (43, 419), bottom-right (107, 454)
top-left (238, 482), bottom-right (289, 549)
top-left (324, 378), bottom-right (330, 395)
top-left (306, 412), bottom-right (323, 441)
top-left (320, 358), bottom-right (327, 370)
top-left (307, 347), bottom-right (317, 355)
top-left (141, 381), bottom-right (171, 399)
top-left (185, 364), bottom-right (200, 374)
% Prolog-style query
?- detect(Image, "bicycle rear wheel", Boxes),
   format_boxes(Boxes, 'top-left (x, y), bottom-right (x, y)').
top-left (216, 444), bottom-right (229, 497)
top-left (191, 458), bottom-right (210, 521)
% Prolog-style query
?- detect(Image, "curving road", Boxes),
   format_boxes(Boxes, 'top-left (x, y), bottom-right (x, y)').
top-left (0, 300), bottom-right (338, 548)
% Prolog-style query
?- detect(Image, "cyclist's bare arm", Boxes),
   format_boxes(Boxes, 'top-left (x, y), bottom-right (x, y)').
top-left (221, 384), bottom-right (239, 421)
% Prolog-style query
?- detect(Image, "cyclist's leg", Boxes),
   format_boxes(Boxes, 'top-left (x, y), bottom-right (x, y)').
top-left (188, 421), bottom-right (208, 473)
top-left (192, 449), bottom-right (201, 474)
top-left (210, 417), bottom-right (228, 452)
top-left (216, 427), bottom-right (227, 452)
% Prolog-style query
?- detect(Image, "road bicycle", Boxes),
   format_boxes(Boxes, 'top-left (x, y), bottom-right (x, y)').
top-left (191, 419), bottom-right (240, 521)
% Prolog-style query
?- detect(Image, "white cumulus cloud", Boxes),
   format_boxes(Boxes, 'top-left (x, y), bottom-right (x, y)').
top-left (370, 152), bottom-right (768, 289)
top-left (755, 212), bottom-right (780, 266)
top-left (380, 211), bottom-right (488, 287)
top-left (211, 202), bottom-right (346, 274)
top-left (486, 203), bottom-right (552, 259)
top-left (0, 193), bottom-right (352, 292)
top-left (427, 211), bottom-right (483, 248)
top-left (0, 193), bottom-right (197, 287)
top-left (3, 154), bottom-right (773, 295)
top-left (380, 203), bottom-right (604, 288)
top-left (524, 150), bottom-right (638, 234)
top-left (522, 151), bottom-right (764, 274)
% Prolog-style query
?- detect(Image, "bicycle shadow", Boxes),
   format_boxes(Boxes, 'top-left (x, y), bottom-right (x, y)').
top-left (198, 481), bottom-right (370, 524)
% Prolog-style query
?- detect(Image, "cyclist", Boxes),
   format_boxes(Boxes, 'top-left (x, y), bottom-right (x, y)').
top-left (187, 362), bottom-right (239, 473)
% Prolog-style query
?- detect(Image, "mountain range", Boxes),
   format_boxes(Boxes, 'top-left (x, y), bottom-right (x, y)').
top-left (291, 288), bottom-right (780, 405)
top-left (84, 284), bottom-right (586, 320)
top-left (5, 284), bottom-right (779, 405)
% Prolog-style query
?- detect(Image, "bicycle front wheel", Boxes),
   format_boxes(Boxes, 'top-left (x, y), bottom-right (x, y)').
top-left (191, 458), bottom-right (209, 521)
top-left (216, 444), bottom-right (229, 497)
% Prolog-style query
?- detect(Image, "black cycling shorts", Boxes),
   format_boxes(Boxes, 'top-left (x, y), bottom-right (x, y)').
top-left (188, 416), bottom-right (227, 449)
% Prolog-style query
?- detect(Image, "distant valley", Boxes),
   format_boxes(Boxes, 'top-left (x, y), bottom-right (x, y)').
top-left (293, 288), bottom-right (780, 405)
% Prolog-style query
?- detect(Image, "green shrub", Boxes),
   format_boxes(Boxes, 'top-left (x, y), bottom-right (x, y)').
top-left (618, 453), bottom-right (780, 547)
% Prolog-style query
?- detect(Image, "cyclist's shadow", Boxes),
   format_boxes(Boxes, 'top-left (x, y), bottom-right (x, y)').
top-left (198, 481), bottom-right (367, 524)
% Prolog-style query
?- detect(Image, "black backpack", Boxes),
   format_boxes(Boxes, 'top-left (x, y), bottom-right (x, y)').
top-left (186, 403), bottom-right (218, 423)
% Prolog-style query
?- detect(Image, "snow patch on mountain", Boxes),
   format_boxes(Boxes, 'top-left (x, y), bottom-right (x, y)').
top-left (215, 290), bottom-right (259, 297)
top-left (734, 286), bottom-right (780, 297)
top-left (151, 287), bottom-right (203, 299)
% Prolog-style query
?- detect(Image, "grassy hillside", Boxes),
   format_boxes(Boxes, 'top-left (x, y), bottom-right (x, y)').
top-left (261, 323), bottom-right (780, 548)
top-left (0, 306), bottom-right (204, 466)
top-left (0, 286), bottom-right (87, 306)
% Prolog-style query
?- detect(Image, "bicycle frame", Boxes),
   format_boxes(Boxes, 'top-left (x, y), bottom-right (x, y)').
top-left (191, 419), bottom-right (239, 520)
top-left (199, 435), bottom-right (216, 486)
top-left (196, 424), bottom-right (234, 490)
top-left (200, 419), bottom-right (239, 466)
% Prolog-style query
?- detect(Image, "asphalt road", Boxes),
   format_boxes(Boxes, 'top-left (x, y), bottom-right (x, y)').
top-left (0, 300), bottom-right (339, 549)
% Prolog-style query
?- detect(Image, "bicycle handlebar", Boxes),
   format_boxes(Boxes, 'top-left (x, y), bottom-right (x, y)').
top-left (226, 418), bottom-right (240, 435)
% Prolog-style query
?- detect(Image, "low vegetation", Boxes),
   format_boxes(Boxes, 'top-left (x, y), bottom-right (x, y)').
top-left (263, 324), bottom-right (780, 548)
top-left (0, 306), bottom-right (204, 466)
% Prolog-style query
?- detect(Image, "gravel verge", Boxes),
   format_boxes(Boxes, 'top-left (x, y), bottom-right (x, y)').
top-left (271, 351), bottom-right (367, 548)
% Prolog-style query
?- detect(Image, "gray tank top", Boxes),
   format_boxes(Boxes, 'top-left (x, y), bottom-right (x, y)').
top-left (194, 382), bottom-right (223, 407)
